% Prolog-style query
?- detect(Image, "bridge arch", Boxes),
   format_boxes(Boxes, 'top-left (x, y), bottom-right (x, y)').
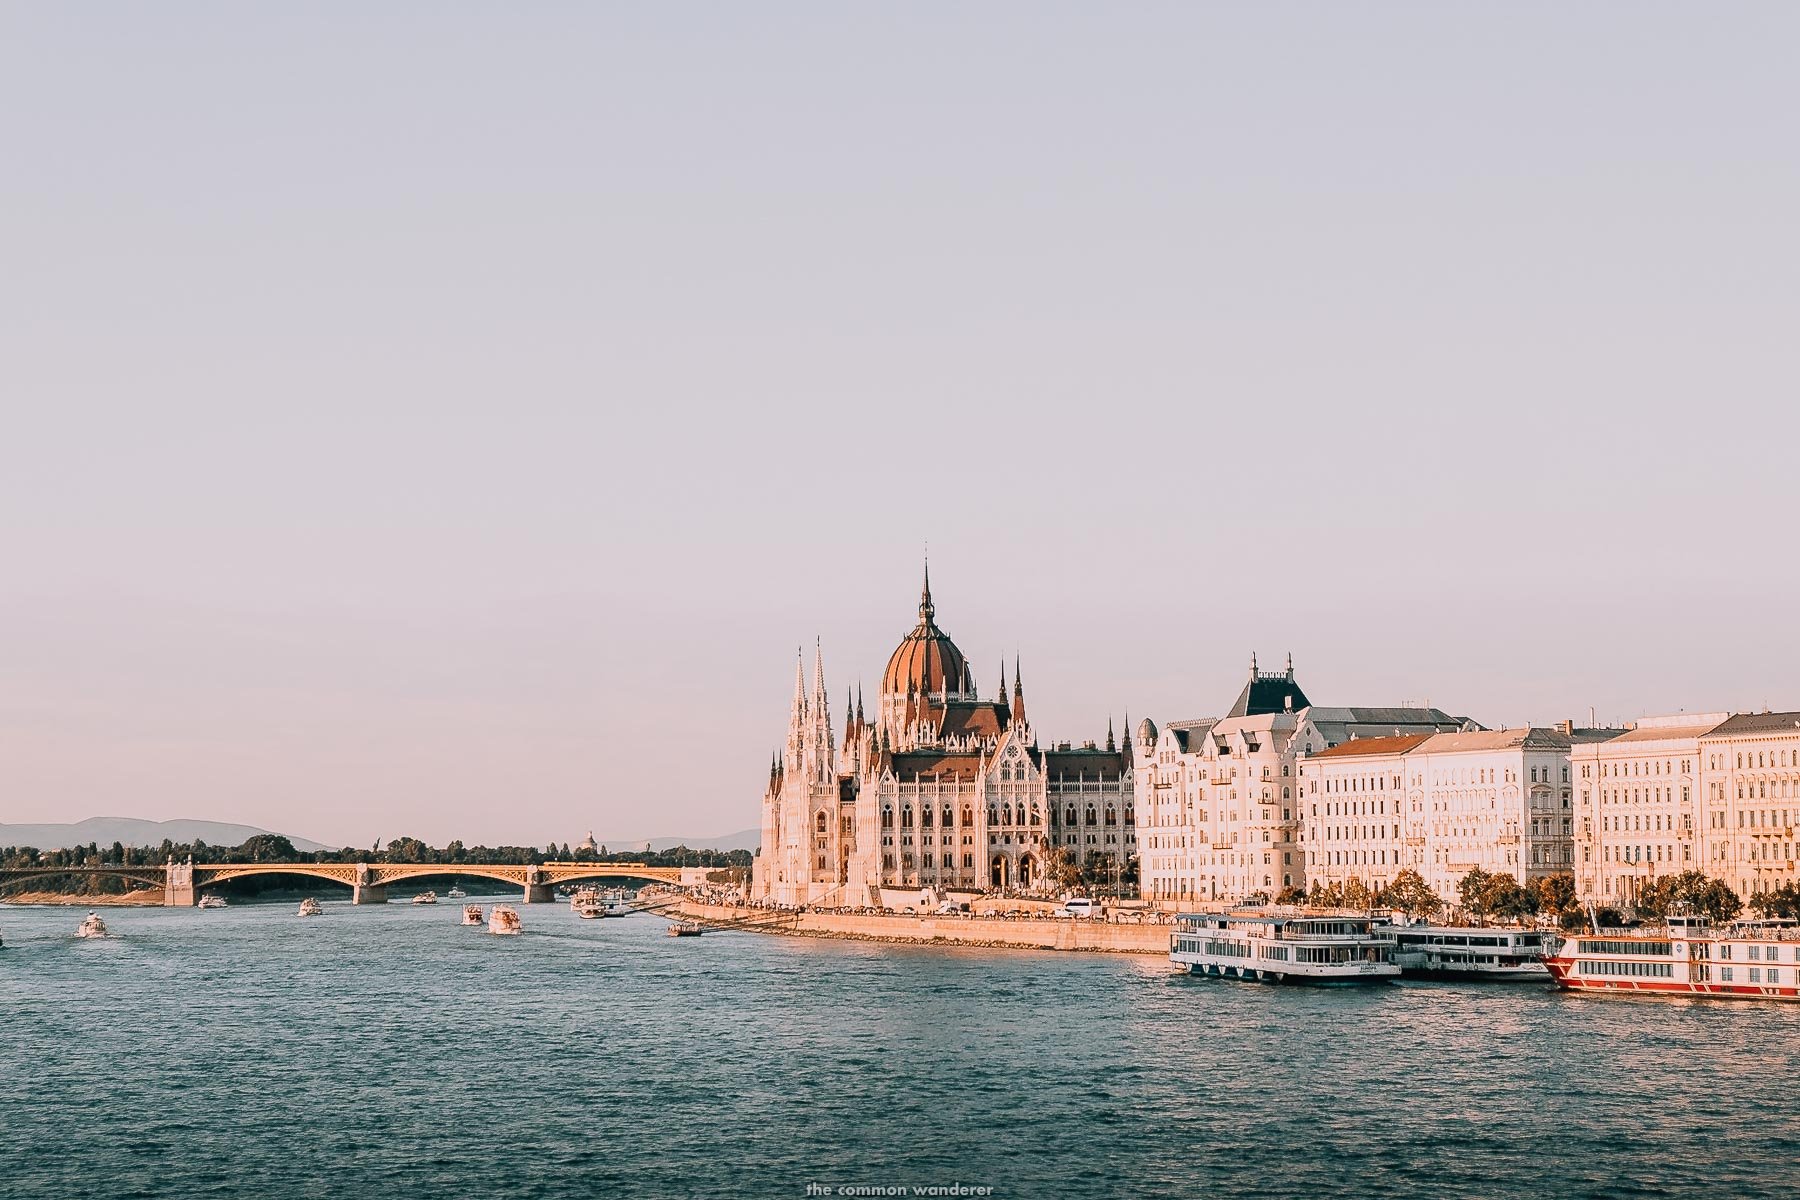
top-left (196, 865), bottom-right (358, 891)
top-left (539, 865), bottom-right (683, 888)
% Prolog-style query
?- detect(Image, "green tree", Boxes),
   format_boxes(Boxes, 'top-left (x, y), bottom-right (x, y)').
top-left (1378, 869), bottom-right (1443, 919)
top-left (1481, 875), bottom-right (1536, 923)
top-left (1457, 867), bottom-right (1496, 919)
top-left (238, 834), bottom-right (298, 863)
top-left (1044, 847), bottom-right (1083, 894)
top-left (1527, 873), bottom-right (1577, 919)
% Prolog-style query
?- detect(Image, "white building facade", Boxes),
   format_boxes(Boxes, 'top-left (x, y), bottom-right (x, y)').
top-left (1135, 660), bottom-right (1467, 906)
top-left (1404, 728), bottom-right (1578, 905)
top-left (1697, 712), bottom-right (1800, 904)
top-left (1570, 714), bottom-right (1723, 907)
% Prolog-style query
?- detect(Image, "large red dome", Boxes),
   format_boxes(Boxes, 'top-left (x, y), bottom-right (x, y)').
top-left (881, 568), bottom-right (969, 697)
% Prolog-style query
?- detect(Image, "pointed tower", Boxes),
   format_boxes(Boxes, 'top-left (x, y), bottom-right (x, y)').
top-left (809, 639), bottom-right (834, 780)
top-left (1106, 715), bottom-right (1116, 753)
top-left (785, 648), bottom-right (809, 771)
top-left (1012, 655), bottom-right (1026, 725)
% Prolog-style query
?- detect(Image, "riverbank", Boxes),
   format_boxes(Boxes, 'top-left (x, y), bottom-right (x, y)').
top-left (1, 889), bottom-right (164, 906)
top-left (669, 900), bottom-right (1171, 954)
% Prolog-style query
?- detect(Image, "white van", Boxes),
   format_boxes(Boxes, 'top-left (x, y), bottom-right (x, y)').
top-left (1057, 897), bottom-right (1098, 919)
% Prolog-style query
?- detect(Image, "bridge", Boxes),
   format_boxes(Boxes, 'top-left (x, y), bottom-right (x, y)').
top-left (0, 860), bottom-right (691, 906)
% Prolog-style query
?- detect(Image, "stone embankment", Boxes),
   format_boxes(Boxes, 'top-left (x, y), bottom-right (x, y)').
top-left (668, 900), bottom-right (1172, 955)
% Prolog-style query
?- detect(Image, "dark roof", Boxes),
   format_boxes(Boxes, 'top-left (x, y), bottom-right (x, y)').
top-left (888, 752), bottom-right (984, 782)
top-left (1039, 748), bottom-right (1129, 781)
top-left (936, 700), bottom-right (1010, 741)
top-left (1703, 712), bottom-right (1800, 737)
top-left (1226, 671), bottom-right (1310, 718)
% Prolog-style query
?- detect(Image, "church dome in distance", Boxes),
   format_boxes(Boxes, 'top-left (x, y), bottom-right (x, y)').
top-left (1136, 717), bottom-right (1158, 744)
top-left (882, 565), bottom-right (969, 698)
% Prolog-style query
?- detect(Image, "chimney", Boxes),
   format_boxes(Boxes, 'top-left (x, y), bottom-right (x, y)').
top-left (1557, 719), bottom-right (1574, 736)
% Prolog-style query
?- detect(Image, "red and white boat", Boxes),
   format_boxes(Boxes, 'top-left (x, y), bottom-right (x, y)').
top-left (1544, 915), bottom-right (1800, 1002)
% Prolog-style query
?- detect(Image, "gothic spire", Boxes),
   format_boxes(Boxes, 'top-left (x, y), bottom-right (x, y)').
top-left (918, 555), bottom-right (935, 624)
top-left (1011, 655), bottom-right (1026, 725)
top-left (1106, 715), bottom-right (1116, 753)
top-left (791, 648), bottom-right (807, 723)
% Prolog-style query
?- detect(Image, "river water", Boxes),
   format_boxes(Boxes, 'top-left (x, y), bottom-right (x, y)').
top-left (2, 898), bottom-right (1796, 1200)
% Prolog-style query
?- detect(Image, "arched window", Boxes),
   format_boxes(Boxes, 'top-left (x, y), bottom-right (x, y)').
top-left (988, 806), bottom-right (998, 824)
top-left (882, 807), bottom-right (893, 828)
top-left (1104, 806), bottom-right (1117, 825)
top-left (943, 805), bottom-right (954, 828)
top-left (901, 806), bottom-right (913, 828)
top-left (962, 805), bottom-right (973, 826)
top-left (1066, 806), bottom-right (1078, 826)
top-left (921, 806), bottom-right (933, 827)
top-left (1030, 806), bottom-right (1041, 826)
top-left (1085, 805), bottom-right (1098, 826)
top-left (815, 812), bottom-right (827, 833)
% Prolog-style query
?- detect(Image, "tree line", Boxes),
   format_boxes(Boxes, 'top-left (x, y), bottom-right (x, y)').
top-left (0, 836), bottom-right (752, 896)
top-left (1272, 866), bottom-right (1782, 929)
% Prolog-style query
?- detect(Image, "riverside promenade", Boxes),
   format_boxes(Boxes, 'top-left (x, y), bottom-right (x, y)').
top-left (668, 899), bottom-right (1172, 955)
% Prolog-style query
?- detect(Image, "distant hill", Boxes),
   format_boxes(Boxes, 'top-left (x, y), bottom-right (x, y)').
top-left (592, 828), bottom-right (759, 854)
top-left (0, 818), bottom-right (331, 853)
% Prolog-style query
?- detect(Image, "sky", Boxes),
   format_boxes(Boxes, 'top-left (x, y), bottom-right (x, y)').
top-left (3, 4), bottom-right (1797, 849)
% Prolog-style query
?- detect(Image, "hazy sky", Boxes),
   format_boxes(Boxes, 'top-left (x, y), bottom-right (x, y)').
top-left (4, 4), bottom-right (1796, 849)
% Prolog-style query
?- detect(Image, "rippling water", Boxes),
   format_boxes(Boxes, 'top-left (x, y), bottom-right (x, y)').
top-left (3, 899), bottom-right (1797, 1199)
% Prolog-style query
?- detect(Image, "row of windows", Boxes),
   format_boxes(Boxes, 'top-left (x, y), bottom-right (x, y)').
top-left (1582, 759), bottom-right (1693, 780)
top-left (1579, 960), bottom-right (1674, 978)
top-left (1578, 939), bottom-right (1673, 956)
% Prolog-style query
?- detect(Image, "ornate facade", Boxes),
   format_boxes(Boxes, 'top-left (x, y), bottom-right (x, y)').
top-left (1134, 660), bottom-right (1471, 905)
top-left (754, 570), bottom-right (1134, 907)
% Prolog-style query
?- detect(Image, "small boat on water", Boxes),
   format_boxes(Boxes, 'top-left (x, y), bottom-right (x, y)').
top-left (575, 899), bottom-right (604, 919)
top-left (445, 886), bottom-right (467, 899)
top-left (461, 904), bottom-right (484, 926)
top-left (667, 921), bottom-right (704, 937)
top-left (77, 912), bottom-right (109, 938)
top-left (488, 906), bottom-right (523, 935)
top-left (602, 888), bottom-right (632, 917)
top-left (297, 898), bottom-right (323, 917)
top-left (412, 891), bottom-right (438, 905)
top-left (197, 894), bottom-right (228, 910)
top-left (1170, 911), bottom-right (1398, 985)
top-left (1384, 923), bottom-right (1550, 981)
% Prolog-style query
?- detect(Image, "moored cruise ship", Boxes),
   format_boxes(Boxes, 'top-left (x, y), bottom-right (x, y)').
top-left (1387, 924), bottom-right (1549, 981)
top-left (1544, 916), bottom-right (1800, 1002)
top-left (1170, 911), bottom-right (1399, 985)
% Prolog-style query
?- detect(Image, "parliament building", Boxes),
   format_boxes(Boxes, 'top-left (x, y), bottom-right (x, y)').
top-left (753, 569), bottom-right (1134, 907)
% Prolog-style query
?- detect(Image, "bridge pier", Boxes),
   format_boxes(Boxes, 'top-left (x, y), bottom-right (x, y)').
top-left (522, 884), bottom-right (553, 904)
top-left (352, 884), bottom-right (389, 905)
top-left (165, 859), bottom-right (196, 906)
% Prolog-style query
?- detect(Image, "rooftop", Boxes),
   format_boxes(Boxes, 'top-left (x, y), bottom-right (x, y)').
top-left (1307, 733), bottom-right (1435, 760)
top-left (1703, 712), bottom-right (1800, 738)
